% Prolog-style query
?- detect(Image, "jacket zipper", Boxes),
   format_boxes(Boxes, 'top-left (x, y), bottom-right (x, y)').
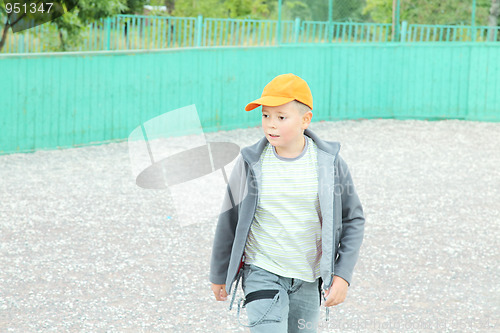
top-left (235, 152), bottom-right (339, 289)
top-left (232, 163), bottom-right (258, 291)
top-left (329, 151), bottom-right (341, 288)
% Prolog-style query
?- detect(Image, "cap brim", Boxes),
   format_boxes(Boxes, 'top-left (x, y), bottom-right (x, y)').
top-left (245, 96), bottom-right (295, 111)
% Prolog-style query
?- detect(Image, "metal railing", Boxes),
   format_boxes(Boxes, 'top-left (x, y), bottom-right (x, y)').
top-left (201, 18), bottom-right (294, 46)
top-left (298, 21), bottom-right (393, 43)
top-left (404, 23), bottom-right (500, 42)
top-left (1, 14), bottom-right (499, 53)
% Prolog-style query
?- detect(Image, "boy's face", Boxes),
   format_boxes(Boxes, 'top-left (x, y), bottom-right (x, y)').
top-left (261, 101), bottom-right (312, 152)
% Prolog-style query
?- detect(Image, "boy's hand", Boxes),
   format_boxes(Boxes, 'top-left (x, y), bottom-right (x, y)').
top-left (211, 283), bottom-right (228, 301)
top-left (323, 276), bottom-right (348, 307)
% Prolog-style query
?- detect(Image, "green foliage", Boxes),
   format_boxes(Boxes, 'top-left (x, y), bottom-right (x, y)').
top-left (1, 0), bottom-right (498, 52)
top-left (332, 0), bottom-right (370, 22)
top-left (121, 0), bottom-right (149, 14)
top-left (170, 0), bottom-right (273, 19)
top-left (171, 0), bottom-right (227, 18)
top-left (224, 0), bottom-right (253, 18)
top-left (282, 1), bottom-right (311, 21)
top-left (50, 0), bottom-right (127, 50)
top-left (363, 0), bottom-right (493, 26)
top-left (169, 0), bottom-right (367, 21)
top-left (289, 0), bottom-right (368, 22)
top-left (70, 0), bottom-right (128, 21)
top-left (0, 0), bottom-right (141, 51)
top-left (363, 0), bottom-right (392, 23)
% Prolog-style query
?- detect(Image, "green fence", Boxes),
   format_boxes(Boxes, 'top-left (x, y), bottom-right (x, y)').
top-left (302, 21), bottom-right (393, 43)
top-left (1, 42), bottom-right (499, 154)
top-left (2, 14), bottom-right (500, 54)
top-left (404, 23), bottom-right (500, 42)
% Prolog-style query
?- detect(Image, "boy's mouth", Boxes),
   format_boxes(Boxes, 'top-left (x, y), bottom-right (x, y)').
top-left (269, 134), bottom-right (280, 138)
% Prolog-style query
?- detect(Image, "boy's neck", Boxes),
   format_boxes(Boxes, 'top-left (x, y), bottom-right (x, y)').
top-left (275, 134), bottom-right (306, 158)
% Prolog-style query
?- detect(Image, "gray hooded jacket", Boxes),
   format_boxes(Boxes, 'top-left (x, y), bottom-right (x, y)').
top-left (209, 128), bottom-right (365, 296)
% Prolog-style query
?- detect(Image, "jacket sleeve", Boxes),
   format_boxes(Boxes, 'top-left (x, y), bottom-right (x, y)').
top-left (209, 154), bottom-right (246, 285)
top-left (333, 155), bottom-right (365, 286)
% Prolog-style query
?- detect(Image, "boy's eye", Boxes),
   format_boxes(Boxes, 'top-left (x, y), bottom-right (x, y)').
top-left (262, 115), bottom-right (285, 120)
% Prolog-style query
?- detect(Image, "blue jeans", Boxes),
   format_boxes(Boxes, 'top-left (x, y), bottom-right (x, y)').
top-left (236, 263), bottom-right (321, 333)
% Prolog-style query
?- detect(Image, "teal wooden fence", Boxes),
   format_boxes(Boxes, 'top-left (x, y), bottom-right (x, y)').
top-left (1, 14), bottom-right (499, 54)
top-left (0, 42), bottom-right (499, 154)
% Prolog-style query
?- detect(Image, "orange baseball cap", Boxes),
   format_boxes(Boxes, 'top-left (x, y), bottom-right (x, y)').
top-left (245, 73), bottom-right (313, 111)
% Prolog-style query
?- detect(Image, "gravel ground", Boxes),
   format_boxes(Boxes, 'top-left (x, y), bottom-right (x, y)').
top-left (0, 119), bottom-right (499, 332)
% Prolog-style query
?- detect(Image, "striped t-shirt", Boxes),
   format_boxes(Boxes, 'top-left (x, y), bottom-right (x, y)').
top-left (243, 135), bottom-right (322, 282)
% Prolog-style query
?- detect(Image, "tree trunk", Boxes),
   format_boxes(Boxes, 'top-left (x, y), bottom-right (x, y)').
top-left (488, 0), bottom-right (500, 41)
top-left (0, 17), bottom-right (10, 52)
top-left (59, 29), bottom-right (66, 51)
top-left (165, 0), bottom-right (175, 16)
top-left (0, 10), bottom-right (30, 52)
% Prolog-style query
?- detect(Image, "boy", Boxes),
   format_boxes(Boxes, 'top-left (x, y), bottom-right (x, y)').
top-left (209, 73), bottom-right (365, 332)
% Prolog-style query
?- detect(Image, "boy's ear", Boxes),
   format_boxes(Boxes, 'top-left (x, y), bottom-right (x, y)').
top-left (302, 111), bottom-right (313, 126)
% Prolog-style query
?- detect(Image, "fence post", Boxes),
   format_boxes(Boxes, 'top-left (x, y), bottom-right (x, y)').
top-left (106, 17), bottom-right (111, 50)
top-left (19, 34), bottom-right (24, 53)
top-left (294, 17), bottom-right (301, 43)
top-left (471, 0), bottom-right (476, 41)
top-left (400, 20), bottom-right (407, 42)
top-left (328, 0), bottom-right (333, 42)
top-left (277, 0), bottom-right (282, 45)
top-left (392, 0), bottom-right (401, 41)
top-left (196, 15), bottom-right (203, 46)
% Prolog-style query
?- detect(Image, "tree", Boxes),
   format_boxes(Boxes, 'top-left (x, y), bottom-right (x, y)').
top-left (281, 1), bottom-right (311, 21)
top-left (170, 0), bottom-right (227, 18)
top-left (122, 0), bottom-right (149, 14)
top-left (363, 0), bottom-right (492, 26)
top-left (52, 0), bottom-right (130, 50)
top-left (165, 0), bottom-right (175, 16)
top-left (290, 0), bottom-right (368, 22)
top-left (0, 0), bottom-right (71, 51)
top-left (0, 0), bottom-right (145, 52)
top-left (149, 0), bottom-right (176, 15)
top-left (362, 0), bottom-right (392, 23)
top-left (169, 0), bottom-right (273, 19)
top-left (0, 5), bottom-right (8, 51)
top-left (489, 0), bottom-right (499, 40)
